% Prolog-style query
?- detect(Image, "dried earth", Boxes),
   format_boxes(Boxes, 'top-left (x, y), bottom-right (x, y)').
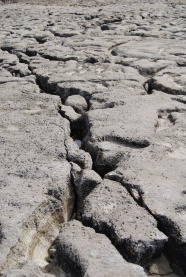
top-left (0, 0), bottom-right (186, 276)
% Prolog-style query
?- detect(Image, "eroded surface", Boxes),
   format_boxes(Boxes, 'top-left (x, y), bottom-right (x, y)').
top-left (0, 0), bottom-right (185, 276)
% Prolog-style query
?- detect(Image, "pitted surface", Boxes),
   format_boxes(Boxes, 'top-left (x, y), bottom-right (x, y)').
top-left (0, 1), bottom-right (185, 276)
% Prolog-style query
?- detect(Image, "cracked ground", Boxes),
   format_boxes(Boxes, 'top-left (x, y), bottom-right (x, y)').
top-left (0, 0), bottom-right (186, 276)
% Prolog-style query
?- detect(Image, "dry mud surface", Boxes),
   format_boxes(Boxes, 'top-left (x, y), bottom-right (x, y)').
top-left (0, 0), bottom-right (186, 276)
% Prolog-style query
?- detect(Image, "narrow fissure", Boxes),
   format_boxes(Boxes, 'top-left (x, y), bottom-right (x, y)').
top-left (53, 89), bottom-right (178, 276)
top-left (31, 79), bottom-right (182, 277)
top-left (60, 90), bottom-right (181, 277)
top-left (1, 47), bottom-right (182, 277)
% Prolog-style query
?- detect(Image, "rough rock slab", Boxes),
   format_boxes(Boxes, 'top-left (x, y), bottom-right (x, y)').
top-left (0, 76), bottom-right (74, 274)
top-left (82, 179), bottom-right (167, 264)
top-left (55, 220), bottom-right (147, 277)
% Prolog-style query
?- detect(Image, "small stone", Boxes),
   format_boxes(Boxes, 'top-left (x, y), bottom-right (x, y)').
top-left (48, 247), bottom-right (56, 257)
top-left (65, 95), bottom-right (88, 114)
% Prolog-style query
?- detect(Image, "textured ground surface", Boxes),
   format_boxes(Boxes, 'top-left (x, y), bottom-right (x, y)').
top-left (0, 0), bottom-right (186, 276)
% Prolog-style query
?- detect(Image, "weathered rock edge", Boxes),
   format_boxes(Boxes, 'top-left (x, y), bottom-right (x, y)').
top-left (55, 220), bottom-right (147, 277)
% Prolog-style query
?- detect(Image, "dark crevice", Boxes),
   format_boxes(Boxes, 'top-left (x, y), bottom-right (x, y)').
top-left (143, 78), bottom-right (186, 96)
top-left (172, 97), bottom-right (186, 105)
top-left (102, 17), bottom-right (123, 24)
top-left (39, 53), bottom-right (79, 62)
top-left (101, 24), bottom-right (110, 31)
top-left (159, 107), bottom-right (185, 113)
top-left (0, 46), bottom-right (182, 276)
top-left (69, 169), bottom-right (78, 221)
top-left (35, 37), bottom-right (47, 44)
top-left (84, 56), bottom-right (98, 64)
top-left (156, 219), bottom-right (186, 277)
top-left (108, 41), bottom-right (128, 51)
top-left (55, 246), bottom-right (82, 277)
top-left (0, 223), bottom-right (4, 244)
top-left (46, 28), bottom-right (78, 38)
top-left (177, 62), bottom-right (186, 67)
top-left (103, 135), bottom-right (150, 148)
top-left (34, 74), bottom-right (56, 94)
top-left (61, 111), bottom-right (88, 141)
top-left (25, 48), bottom-right (38, 57)
top-left (1, 46), bottom-right (15, 52)
top-left (143, 78), bottom-right (155, 94)
top-left (154, 84), bottom-right (186, 95)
